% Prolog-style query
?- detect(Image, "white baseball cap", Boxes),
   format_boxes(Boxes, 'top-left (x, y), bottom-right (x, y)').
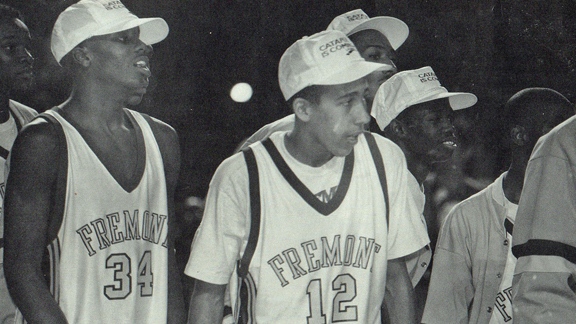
top-left (278, 30), bottom-right (392, 101)
top-left (371, 66), bottom-right (477, 129)
top-left (51, 0), bottom-right (169, 63)
top-left (326, 9), bottom-right (409, 50)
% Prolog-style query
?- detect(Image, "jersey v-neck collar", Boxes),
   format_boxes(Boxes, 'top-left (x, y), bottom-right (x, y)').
top-left (54, 107), bottom-right (146, 193)
top-left (262, 138), bottom-right (354, 216)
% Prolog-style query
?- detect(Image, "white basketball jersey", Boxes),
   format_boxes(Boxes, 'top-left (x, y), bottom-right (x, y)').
top-left (16, 109), bottom-right (169, 324)
top-left (230, 134), bottom-right (390, 324)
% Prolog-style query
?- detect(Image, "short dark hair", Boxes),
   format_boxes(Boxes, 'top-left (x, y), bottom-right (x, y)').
top-left (503, 87), bottom-right (573, 132)
top-left (286, 85), bottom-right (325, 108)
top-left (0, 4), bottom-right (24, 25)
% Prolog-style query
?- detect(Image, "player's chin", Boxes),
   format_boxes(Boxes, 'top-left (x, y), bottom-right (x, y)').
top-left (127, 94), bottom-right (145, 106)
top-left (11, 81), bottom-right (33, 94)
top-left (332, 142), bottom-right (356, 157)
top-left (429, 149), bottom-right (454, 163)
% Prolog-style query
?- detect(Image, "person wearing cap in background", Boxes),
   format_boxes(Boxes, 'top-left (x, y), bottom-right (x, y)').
top-left (238, 8), bottom-right (408, 149)
top-left (0, 4), bottom-right (38, 324)
top-left (370, 66), bottom-right (477, 321)
top-left (3, 1), bottom-right (186, 323)
top-left (186, 30), bottom-right (428, 324)
top-left (420, 88), bottom-right (574, 324)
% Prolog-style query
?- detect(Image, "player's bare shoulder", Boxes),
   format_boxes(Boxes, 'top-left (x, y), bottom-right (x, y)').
top-left (12, 115), bottom-right (62, 162)
top-left (142, 113), bottom-right (178, 144)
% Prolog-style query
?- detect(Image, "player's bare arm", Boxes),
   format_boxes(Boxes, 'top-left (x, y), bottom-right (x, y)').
top-left (188, 279), bottom-right (226, 324)
top-left (147, 116), bottom-right (187, 323)
top-left (4, 119), bottom-right (68, 324)
top-left (384, 257), bottom-right (417, 324)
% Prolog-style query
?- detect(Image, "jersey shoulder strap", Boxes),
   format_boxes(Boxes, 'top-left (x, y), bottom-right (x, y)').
top-left (36, 113), bottom-right (68, 246)
top-left (237, 147), bottom-right (260, 278)
top-left (231, 147), bottom-right (260, 324)
top-left (364, 132), bottom-right (390, 227)
top-left (8, 100), bottom-right (38, 132)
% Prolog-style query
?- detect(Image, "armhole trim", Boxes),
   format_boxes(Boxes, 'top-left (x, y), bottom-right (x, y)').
top-left (364, 132), bottom-right (390, 228)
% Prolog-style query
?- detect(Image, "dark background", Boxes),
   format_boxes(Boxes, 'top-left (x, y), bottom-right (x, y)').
top-left (4, 0), bottom-right (576, 202)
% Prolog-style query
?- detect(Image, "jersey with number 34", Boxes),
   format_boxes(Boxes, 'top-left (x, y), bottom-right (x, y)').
top-left (21, 110), bottom-right (170, 324)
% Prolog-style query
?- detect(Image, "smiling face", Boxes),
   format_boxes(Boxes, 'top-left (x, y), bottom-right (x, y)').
top-left (82, 27), bottom-right (153, 105)
top-left (306, 78), bottom-right (371, 160)
top-left (397, 98), bottom-right (458, 163)
top-left (348, 29), bottom-right (398, 108)
top-left (0, 18), bottom-right (33, 94)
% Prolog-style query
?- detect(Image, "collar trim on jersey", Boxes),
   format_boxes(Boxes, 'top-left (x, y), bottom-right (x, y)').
top-left (261, 138), bottom-right (354, 216)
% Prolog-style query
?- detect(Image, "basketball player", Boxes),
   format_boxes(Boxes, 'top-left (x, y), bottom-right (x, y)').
top-left (421, 88), bottom-right (574, 324)
top-left (511, 101), bottom-right (576, 321)
top-left (186, 30), bottom-right (429, 324)
top-left (370, 66), bottom-right (476, 321)
top-left (239, 8), bottom-right (406, 149)
top-left (237, 9), bottom-right (432, 295)
top-left (3, 1), bottom-right (185, 323)
top-left (0, 5), bottom-right (37, 323)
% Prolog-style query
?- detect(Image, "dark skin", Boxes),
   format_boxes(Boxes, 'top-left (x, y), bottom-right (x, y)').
top-left (385, 98), bottom-right (458, 185)
top-left (501, 91), bottom-right (575, 204)
top-left (3, 27), bottom-right (186, 323)
top-left (0, 17), bottom-right (34, 122)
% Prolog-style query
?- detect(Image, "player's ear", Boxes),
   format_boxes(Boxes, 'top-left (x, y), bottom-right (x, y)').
top-left (292, 97), bottom-right (314, 123)
top-left (510, 125), bottom-right (529, 146)
top-left (70, 46), bottom-right (91, 68)
top-left (388, 119), bottom-right (408, 138)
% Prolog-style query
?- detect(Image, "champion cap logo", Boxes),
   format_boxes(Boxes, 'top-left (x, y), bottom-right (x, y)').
top-left (318, 37), bottom-right (355, 58)
top-left (417, 71), bottom-right (439, 83)
top-left (346, 13), bottom-right (369, 22)
top-left (278, 30), bottom-right (389, 100)
top-left (103, 0), bottom-right (125, 10)
top-left (371, 66), bottom-right (478, 130)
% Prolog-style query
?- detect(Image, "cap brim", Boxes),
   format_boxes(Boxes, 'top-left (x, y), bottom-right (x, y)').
top-left (348, 17), bottom-right (409, 50)
top-left (94, 17), bottom-right (169, 45)
top-left (315, 60), bottom-right (392, 87)
top-left (414, 92), bottom-right (478, 110)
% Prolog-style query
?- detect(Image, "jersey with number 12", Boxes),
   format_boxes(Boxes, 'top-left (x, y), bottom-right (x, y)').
top-left (227, 133), bottom-right (420, 323)
top-left (15, 109), bottom-right (170, 324)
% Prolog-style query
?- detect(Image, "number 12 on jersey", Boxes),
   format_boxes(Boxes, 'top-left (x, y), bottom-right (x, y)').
top-left (307, 273), bottom-right (358, 323)
top-left (104, 250), bottom-right (154, 300)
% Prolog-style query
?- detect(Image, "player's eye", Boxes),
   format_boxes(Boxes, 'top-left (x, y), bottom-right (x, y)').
top-left (1, 43), bottom-right (13, 51)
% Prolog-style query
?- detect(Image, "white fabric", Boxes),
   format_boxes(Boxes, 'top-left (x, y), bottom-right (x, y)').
top-left (278, 30), bottom-right (390, 100)
top-left (14, 109), bottom-right (170, 324)
top-left (371, 66), bottom-right (477, 130)
top-left (325, 9), bottom-right (409, 50)
top-left (404, 172), bottom-right (432, 287)
top-left (186, 131), bottom-right (428, 323)
top-left (489, 175), bottom-right (517, 323)
top-left (51, 0), bottom-right (168, 62)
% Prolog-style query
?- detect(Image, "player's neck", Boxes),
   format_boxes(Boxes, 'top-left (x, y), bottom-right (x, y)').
top-left (60, 90), bottom-right (128, 131)
top-left (399, 147), bottom-right (431, 185)
top-left (503, 155), bottom-right (528, 204)
top-left (406, 158), bottom-right (431, 186)
top-left (285, 130), bottom-right (333, 167)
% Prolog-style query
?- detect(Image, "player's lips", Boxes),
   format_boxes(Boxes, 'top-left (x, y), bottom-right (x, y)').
top-left (134, 57), bottom-right (151, 77)
top-left (441, 137), bottom-right (458, 148)
top-left (347, 131), bottom-right (363, 144)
